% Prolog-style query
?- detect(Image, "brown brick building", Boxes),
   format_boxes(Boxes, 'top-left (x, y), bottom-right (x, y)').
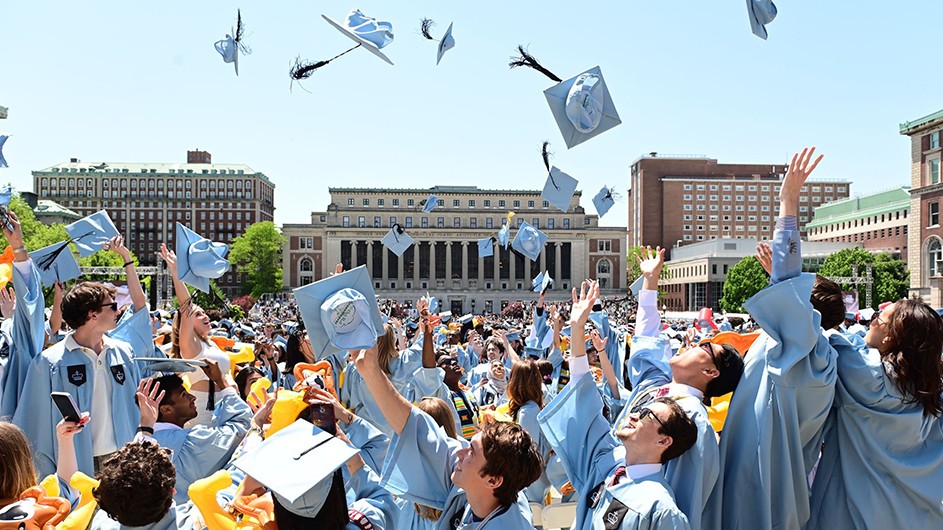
top-left (806, 187), bottom-right (910, 262)
top-left (901, 109), bottom-right (943, 302)
top-left (628, 154), bottom-right (849, 251)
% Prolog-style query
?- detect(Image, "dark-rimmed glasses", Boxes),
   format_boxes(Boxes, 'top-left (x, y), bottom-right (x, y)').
top-left (700, 342), bottom-right (720, 369)
top-left (638, 407), bottom-right (666, 429)
top-left (100, 302), bottom-right (118, 312)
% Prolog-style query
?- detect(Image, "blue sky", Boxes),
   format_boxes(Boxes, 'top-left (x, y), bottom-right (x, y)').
top-left (1, 2), bottom-right (940, 228)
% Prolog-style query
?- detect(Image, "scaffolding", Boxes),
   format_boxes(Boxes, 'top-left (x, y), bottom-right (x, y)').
top-left (79, 266), bottom-right (174, 309)
top-left (827, 263), bottom-right (874, 309)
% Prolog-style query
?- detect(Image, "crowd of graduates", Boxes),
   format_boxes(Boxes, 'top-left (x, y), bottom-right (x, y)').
top-left (1, 148), bottom-right (943, 530)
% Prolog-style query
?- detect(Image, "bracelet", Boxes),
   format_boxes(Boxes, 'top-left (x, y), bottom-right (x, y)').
top-left (136, 426), bottom-right (154, 435)
top-left (123, 261), bottom-right (134, 268)
top-left (12, 247), bottom-right (26, 254)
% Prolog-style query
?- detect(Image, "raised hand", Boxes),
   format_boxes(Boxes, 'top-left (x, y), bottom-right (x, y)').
top-left (157, 243), bottom-right (178, 274)
top-left (781, 147), bottom-right (824, 216)
top-left (0, 286), bottom-right (14, 319)
top-left (136, 378), bottom-right (165, 428)
top-left (589, 329), bottom-right (609, 352)
top-left (635, 245), bottom-right (666, 291)
top-left (755, 242), bottom-right (772, 276)
top-left (1, 211), bottom-right (24, 250)
top-left (570, 280), bottom-right (600, 325)
top-left (104, 235), bottom-right (132, 262)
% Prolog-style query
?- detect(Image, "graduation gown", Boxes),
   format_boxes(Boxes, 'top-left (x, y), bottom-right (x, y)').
top-left (0, 260), bottom-right (47, 418)
top-left (341, 339), bottom-right (424, 436)
top-left (345, 465), bottom-right (397, 530)
top-left (516, 400), bottom-right (551, 503)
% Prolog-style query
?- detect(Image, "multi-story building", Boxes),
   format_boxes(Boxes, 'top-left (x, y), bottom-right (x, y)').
top-left (33, 199), bottom-right (82, 226)
top-left (901, 109), bottom-right (943, 302)
top-left (805, 187), bottom-right (910, 262)
top-left (628, 154), bottom-right (849, 251)
top-left (0, 106), bottom-right (7, 119)
top-left (282, 185), bottom-right (627, 314)
top-left (32, 150), bottom-right (275, 296)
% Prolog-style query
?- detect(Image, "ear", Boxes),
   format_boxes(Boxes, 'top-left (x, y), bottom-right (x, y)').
top-left (657, 434), bottom-right (673, 450)
top-left (702, 366), bottom-right (719, 380)
top-left (158, 402), bottom-right (173, 418)
top-left (485, 474), bottom-right (504, 491)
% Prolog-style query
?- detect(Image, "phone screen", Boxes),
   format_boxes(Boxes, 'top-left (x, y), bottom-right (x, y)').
top-left (308, 403), bottom-right (336, 435)
top-left (51, 392), bottom-right (81, 422)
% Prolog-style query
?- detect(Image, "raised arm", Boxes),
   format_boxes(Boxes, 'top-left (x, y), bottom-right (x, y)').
top-left (771, 147), bottom-right (822, 284)
top-left (353, 342), bottom-right (412, 436)
top-left (48, 282), bottom-right (64, 339)
top-left (417, 298), bottom-right (436, 369)
top-left (634, 246), bottom-right (666, 338)
top-left (107, 236), bottom-right (146, 312)
top-left (158, 243), bottom-right (199, 358)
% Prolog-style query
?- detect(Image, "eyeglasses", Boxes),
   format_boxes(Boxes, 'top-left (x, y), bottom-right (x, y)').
top-left (700, 342), bottom-right (720, 369)
top-left (100, 302), bottom-right (118, 312)
top-left (638, 407), bottom-right (666, 429)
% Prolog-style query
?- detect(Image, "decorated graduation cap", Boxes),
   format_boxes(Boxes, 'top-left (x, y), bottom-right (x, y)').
top-left (510, 46), bottom-right (621, 149)
top-left (290, 9), bottom-right (393, 88)
top-left (133, 357), bottom-right (206, 374)
top-left (32, 241), bottom-right (82, 287)
top-left (175, 223), bottom-right (231, 293)
top-left (232, 419), bottom-right (360, 517)
top-left (747, 0), bottom-right (777, 40)
top-left (477, 237), bottom-right (496, 258)
top-left (512, 221), bottom-right (548, 261)
top-left (497, 211), bottom-right (514, 249)
top-left (593, 186), bottom-right (618, 218)
top-left (420, 194), bottom-right (438, 213)
top-left (381, 223), bottom-right (414, 256)
top-left (215, 9), bottom-right (251, 76)
top-left (65, 210), bottom-right (120, 257)
top-left (0, 135), bottom-right (9, 168)
top-left (539, 141), bottom-right (578, 213)
top-left (419, 18), bottom-right (455, 65)
top-left (532, 271), bottom-right (553, 293)
top-left (294, 265), bottom-right (384, 357)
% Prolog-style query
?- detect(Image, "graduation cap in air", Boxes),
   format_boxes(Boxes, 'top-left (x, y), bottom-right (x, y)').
top-left (512, 221), bottom-right (548, 261)
top-left (747, 0), bottom-right (777, 40)
top-left (458, 313), bottom-right (473, 325)
top-left (497, 211), bottom-right (514, 249)
top-left (175, 223), bottom-right (231, 293)
top-left (290, 9), bottom-right (393, 89)
top-left (532, 271), bottom-right (553, 293)
top-left (65, 210), bottom-right (120, 257)
top-left (420, 194), bottom-right (438, 213)
top-left (418, 18), bottom-right (455, 65)
top-left (215, 9), bottom-right (252, 76)
top-left (0, 135), bottom-right (9, 168)
top-left (32, 241), bottom-right (82, 287)
top-left (381, 223), bottom-right (414, 256)
top-left (510, 46), bottom-right (621, 149)
top-left (0, 185), bottom-right (13, 233)
top-left (293, 265), bottom-right (385, 358)
top-left (505, 330), bottom-right (521, 343)
top-left (629, 275), bottom-right (645, 297)
top-left (425, 293), bottom-right (439, 313)
top-left (593, 186), bottom-right (619, 218)
top-left (232, 419), bottom-right (360, 517)
top-left (133, 357), bottom-right (206, 374)
top-left (477, 237), bottom-right (496, 258)
top-left (539, 141), bottom-right (578, 213)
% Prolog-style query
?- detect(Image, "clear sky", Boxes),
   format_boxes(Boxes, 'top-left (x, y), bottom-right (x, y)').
top-left (1, 2), bottom-right (940, 229)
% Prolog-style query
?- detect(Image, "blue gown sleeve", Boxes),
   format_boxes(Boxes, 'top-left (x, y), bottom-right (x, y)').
top-left (770, 226), bottom-right (801, 285)
top-left (626, 335), bottom-right (673, 394)
top-left (0, 260), bottom-right (46, 418)
top-left (342, 415), bottom-right (390, 476)
top-left (12, 354), bottom-right (58, 476)
top-left (347, 465), bottom-right (396, 530)
top-left (109, 305), bottom-right (154, 358)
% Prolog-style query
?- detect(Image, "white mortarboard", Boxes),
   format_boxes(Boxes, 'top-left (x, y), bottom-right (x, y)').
top-left (175, 223), bottom-right (231, 293)
top-left (133, 357), bottom-right (206, 373)
top-left (544, 66), bottom-right (621, 149)
top-left (478, 237), bottom-right (495, 258)
top-left (532, 271), bottom-right (553, 293)
top-left (65, 210), bottom-right (120, 257)
top-left (747, 0), bottom-right (777, 40)
top-left (381, 224), bottom-right (414, 256)
top-left (859, 307), bottom-right (876, 321)
top-left (593, 186), bottom-right (616, 218)
top-left (511, 221), bottom-right (548, 261)
top-left (232, 419), bottom-right (359, 517)
top-left (542, 167), bottom-right (578, 213)
top-left (426, 293), bottom-right (439, 313)
top-left (629, 275), bottom-right (645, 297)
top-left (294, 265), bottom-right (384, 358)
top-left (32, 242), bottom-right (82, 287)
top-left (421, 194), bottom-right (438, 213)
top-left (0, 135), bottom-right (9, 168)
top-left (214, 10), bottom-right (251, 76)
top-left (437, 22), bottom-right (455, 65)
top-left (458, 314), bottom-right (473, 325)
top-left (321, 9), bottom-right (394, 65)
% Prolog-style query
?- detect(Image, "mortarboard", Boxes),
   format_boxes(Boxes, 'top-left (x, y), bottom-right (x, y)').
top-left (532, 271), bottom-right (553, 294)
top-left (505, 330), bottom-right (521, 343)
top-left (66, 210), bottom-right (120, 257)
top-left (0, 135), bottom-right (9, 168)
top-left (497, 224), bottom-right (510, 249)
top-left (511, 221), bottom-right (548, 261)
top-left (593, 186), bottom-right (618, 218)
top-left (0, 185), bottom-right (13, 232)
top-left (133, 357), bottom-right (206, 374)
top-left (439, 311), bottom-right (452, 323)
top-left (510, 47), bottom-right (621, 149)
top-left (175, 223), bottom-right (230, 293)
top-left (458, 314), bottom-right (473, 325)
top-left (561, 326), bottom-right (572, 338)
top-left (232, 419), bottom-right (359, 517)
top-left (629, 275), bottom-right (645, 297)
top-left (294, 265), bottom-right (384, 358)
top-left (747, 0), bottom-right (777, 40)
top-left (381, 224), bottom-right (414, 256)
top-left (215, 9), bottom-right (251, 76)
top-left (419, 19), bottom-right (455, 65)
top-left (477, 237), bottom-right (495, 258)
top-left (426, 293), bottom-right (439, 314)
top-left (421, 194), bottom-right (438, 213)
top-left (31, 241), bottom-right (82, 287)
top-left (539, 141), bottom-right (578, 213)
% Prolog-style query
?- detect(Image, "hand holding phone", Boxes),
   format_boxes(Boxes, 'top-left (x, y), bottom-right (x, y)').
top-left (51, 392), bottom-right (82, 422)
top-left (307, 402), bottom-right (336, 436)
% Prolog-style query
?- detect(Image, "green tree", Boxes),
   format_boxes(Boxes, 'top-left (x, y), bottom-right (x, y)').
top-left (817, 247), bottom-right (909, 309)
top-left (229, 221), bottom-right (285, 297)
top-left (720, 256), bottom-right (769, 312)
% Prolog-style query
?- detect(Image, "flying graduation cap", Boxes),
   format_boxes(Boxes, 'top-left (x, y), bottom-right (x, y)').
top-left (532, 271), bottom-right (553, 293)
top-left (510, 46), bottom-right (621, 149)
top-left (215, 9), bottom-right (252, 76)
top-left (381, 223), bottom-right (414, 256)
top-left (419, 18), bottom-right (455, 65)
top-left (477, 237), bottom-right (496, 258)
top-left (497, 212), bottom-right (515, 249)
top-left (65, 210), bottom-right (119, 257)
top-left (0, 135), bottom-right (9, 168)
top-left (747, 0), bottom-right (778, 40)
top-left (420, 194), bottom-right (438, 213)
top-left (32, 241), bottom-right (82, 287)
top-left (593, 186), bottom-right (619, 218)
top-left (539, 141), bottom-right (578, 213)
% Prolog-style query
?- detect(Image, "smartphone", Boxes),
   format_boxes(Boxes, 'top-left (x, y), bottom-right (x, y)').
top-left (51, 392), bottom-right (81, 422)
top-left (308, 403), bottom-right (336, 435)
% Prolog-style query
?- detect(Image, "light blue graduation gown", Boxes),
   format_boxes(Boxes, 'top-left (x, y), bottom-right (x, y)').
top-left (381, 408), bottom-right (535, 530)
top-left (88, 500), bottom-right (196, 530)
top-left (805, 334), bottom-right (943, 530)
top-left (0, 261), bottom-right (47, 418)
top-left (346, 465), bottom-right (397, 530)
top-left (12, 338), bottom-right (143, 477)
top-left (411, 366), bottom-right (478, 440)
top-left (153, 390), bottom-right (252, 505)
top-left (455, 342), bottom-right (479, 384)
top-left (538, 373), bottom-right (690, 530)
top-left (590, 307), bottom-right (628, 385)
top-left (516, 400), bottom-right (551, 503)
top-left (341, 339), bottom-right (425, 436)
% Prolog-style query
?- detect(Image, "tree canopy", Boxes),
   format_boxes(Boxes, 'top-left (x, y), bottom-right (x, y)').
top-left (720, 256), bottom-right (769, 312)
top-left (816, 247), bottom-right (908, 309)
top-left (229, 221), bottom-right (285, 298)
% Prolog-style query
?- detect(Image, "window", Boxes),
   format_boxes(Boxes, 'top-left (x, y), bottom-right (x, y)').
top-left (929, 238), bottom-right (943, 278)
top-left (300, 258), bottom-right (313, 272)
top-left (710, 185), bottom-right (718, 191)
top-left (377, 199), bottom-right (385, 206)
top-left (421, 217), bottom-right (429, 228)
top-left (683, 224), bottom-right (693, 230)
top-left (513, 200), bottom-right (521, 208)
top-left (374, 216), bottom-right (381, 227)
top-left (563, 218), bottom-right (570, 229)
top-left (696, 194), bottom-right (706, 200)
top-left (532, 218), bottom-right (539, 228)
top-left (437, 199), bottom-right (445, 206)
top-left (683, 184), bottom-right (692, 190)
top-left (453, 217), bottom-right (461, 228)
top-left (930, 159), bottom-right (940, 185)
top-left (547, 218), bottom-right (555, 229)
top-left (363, 198), bottom-right (369, 206)
top-left (342, 216), bottom-right (350, 227)
top-left (684, 215), bottom-right (693, 221)
top-left (469, 200), bottom-right (475, 207)
top-left (453, 199), bottom-right (460, 207)
top-left (930, 202), bottom-right (940, 227)
top-left (406, 217), bottom-right (413, 228)
top-left (486, 218), bottom-right (493, 228)
top-left (470, 218), bottom-right (477, 228)
top-left (437, 217), bottom-right (444, 228)
top-left (389, 216), bottom-right (396, 227)
top-left (710, 195), bottom-right (718, 201)
top-left (498, 200), bottom-right (506, 208)
top-left (684, 195), bottom-right (692, 200)
top-left (358, 216), bottom-right (366, 227)
top-left (542, 201), bottom-right (549, 208)
top-left (392, 199), bottom-right (400, 206)
top-left (598, 240), bottom-right (612, 252)
top-left (408, 199), bottom-right (415, 207)
top-left (527, 200), bottom-right (535, 208)
top-left (932, 132), bottom-right (941, 149)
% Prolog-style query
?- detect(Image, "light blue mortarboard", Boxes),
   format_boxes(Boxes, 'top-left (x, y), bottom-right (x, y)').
top-left (747, 0), bottom-right (777, 40)
top-left (232, 419), bottom-right (360, 517)
top-left (0, 135), bottom-right (9, 168)
top-left (215, 10), bottom-right (250, 76)
top-left (561, 326), bottom-right (572, 338)
top-left (322, 9), bottom-right (395, 66)
top-left (421, 194), bottom-right (438, 213)
top-left (629, 275), bottom-right (645, 297)
top-left (31, 241), bottom-right (82, 287)
top-left (511, 221), bottom-right (548, 261)
top-left (175, 223), bottom-right (231, 293)
top-left (542, 167), bottom-right (578, 213)
top-left (66, 210), bottom-right (120, 257)
top-left (0, 185), bottom-right (11, 206)
top-left (458, 314), bottom-right (473, 325)
top-left (381, 224), bottom-right (414, 256)
top-left (505, 331), bottom-right (521, 343)
top-left (437, 22), bottom-right (455, 65)
top-left (478, 237), bottom-right (495, 258)
top-left (294, 265), bottom-right (384, 358)
top-left (439, 311), bottom-right (452, 323)
top-left (426, 293), bottom-right (439, 313)
top-left (532, 271), bottom-right (553, 293)
top-left (497, 224), bottom-right (510, 249)
top-left (132, 357), bottom-right (206, 374)
top-left (593, 186), bottom-right (616, 218)
top-left (544, 66), bottom-right (621, 149)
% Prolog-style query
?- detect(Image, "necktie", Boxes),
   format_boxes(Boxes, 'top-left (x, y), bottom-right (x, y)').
top-left (610, 466), bottom-right (627, 486)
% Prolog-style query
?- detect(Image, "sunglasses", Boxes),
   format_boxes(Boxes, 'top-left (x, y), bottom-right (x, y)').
top-left (100, 302), bottom-right (118, 312)
top-left (700, 342), bottom-right (720, 370)
top-left (638, 407), bottom-right (666, 429)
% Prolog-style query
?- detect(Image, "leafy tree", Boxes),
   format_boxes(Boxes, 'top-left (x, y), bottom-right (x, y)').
top-left (230, 222), bottom-right (285, 298)
top-left (817, 247), bottom-right (908, 309)
top-left (720, 256), bottom-right (769, 312)
top-left (190, 280), bottom-right (228, 311)
top-left (501, 301), bottom-right (524, 319)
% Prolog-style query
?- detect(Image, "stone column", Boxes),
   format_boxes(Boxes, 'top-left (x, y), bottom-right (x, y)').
top-left (555, 243), bottom-right (562, 280)
top-left (350, 241), bottom-right (358, 268)
top-left (445, 242), bottom-right (453, 284)
top-left (461, 242), bottom-right (469, 287)
top-left (430, 242), bottom-right (437, 281)
top-left (366, 241), bottom-right (373, 277)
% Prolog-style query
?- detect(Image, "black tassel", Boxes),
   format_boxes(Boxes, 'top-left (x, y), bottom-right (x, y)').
top-left (509, 45), bottom-right (563, 82)
top-left (289, 44), bottom-right (362, 91)
top-left (603, 187), bottom-right (622, 201)
top-left (420, 18), bottom-right (435, 40)
top-left (234, 10), bottom-right (252, 55)
top-left (206, 379), bottom-right (216, 411)
top-left (541, 141), bottom-right (552, 172)
top-left (35, 231), bottom-right (93, 276)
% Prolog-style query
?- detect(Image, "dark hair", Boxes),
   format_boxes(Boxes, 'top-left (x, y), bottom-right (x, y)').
top-left (234, 366), bottom-right (265, 400)
top-left (93, 441), bottom-right (175, 527)
top-left (882, 298), bottom-right (943, 416)
top-left (272, 469), bottom-right (348, 530)
top-left (704, 343), bottom-right (743, 399)
top-left (147, 375), bottom-right (185, 423)
top-left (811, 275), bottom-right (845, 331)
top-left (507, 360), bottom-right (543, 420)
top-left (62, 282), bottom-right (117, 329)
top-left (282, 333), bottom-right (307, 374)
top-left (652, 397), bottom-right (698, 464)
top-left (477, 422), bottom-right (542, 506)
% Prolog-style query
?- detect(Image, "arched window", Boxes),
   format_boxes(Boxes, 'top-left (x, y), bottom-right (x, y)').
top-left (927, 237), bottom-right (943, 280)
top-left (596, 258), bottom-right (612, 289)
top-left (300, 258), bottom-right (313, 272)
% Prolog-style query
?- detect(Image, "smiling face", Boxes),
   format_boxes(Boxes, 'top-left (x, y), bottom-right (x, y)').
top-left (160, 386), bottom-right (197, 425)
top-left (436, 353), bottom-right (464, 385)
top-left (614, 401), bottom-right (674, 460)
top-left (190, 306), bottom-right (212, 336)
top-left (485, 341), bottom-right (503, 361)
top-left (451, 433), bottom-right (498, 494)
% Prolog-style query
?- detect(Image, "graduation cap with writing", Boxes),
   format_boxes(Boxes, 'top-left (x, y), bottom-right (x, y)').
top-left (232, 419), bottom-right (360, 517)
top-left (381, 223), bottom-right (414, 256)
top-left (32, 241), bottom-right (82, 287)
top-left (747, 0), bottom-right (777, 40)
top-left (512, 221), bottom-right (548, 261)
top-left (290, 9), bottom-right (393, 88)
top-left (593, 186), bottom-right (619, 218)
top-left (419, 18), bottom-right (455, 65)
top-left (539, 142), bottom-right (578, 212)
top-left (510, 46), bottom-right (621, 149)
top-left (65, 210), bottom-right (120, 257)
top-left (532, 271), bottom-right (553, 293)
top-left (175, 223), bottom-right (231, 293)
top-left (294, 265), bottom-right (384, 358)
top-left (420, 194), bottom-right (438, 213)
top-left (215, 9), bottom-right (252, 76)
top-left (0, 135), bottom-right (9, 168)
top-left (133, 357), bottom-right (206, 374)
top-left (477, 237), bottom-right (496, 258)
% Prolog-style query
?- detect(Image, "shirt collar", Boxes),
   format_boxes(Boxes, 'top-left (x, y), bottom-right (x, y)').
top-left (668, 383), bottom-right (704, 400)
top-left (64, 333), bottom-right (119, 357)
top-left (625, 463), bottom-right (662, 480)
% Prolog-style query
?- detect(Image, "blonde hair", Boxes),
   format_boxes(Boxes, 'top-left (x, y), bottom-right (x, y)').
top-left (0, 422), bottom-right (37, 501)
top-left (171, 306), bottom-right (209, 359)
top-left (376, 324), bottom-right (399, 376)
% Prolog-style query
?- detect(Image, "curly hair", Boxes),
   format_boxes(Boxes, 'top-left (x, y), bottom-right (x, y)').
top-left (477, 422), bottom-right (542, 506)
top-left (62, 282), bottom-right (116, 330)
top-left (881, 298), bottom-right (943, 416)
top-left (93, 441), bottom-right (175, 527)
